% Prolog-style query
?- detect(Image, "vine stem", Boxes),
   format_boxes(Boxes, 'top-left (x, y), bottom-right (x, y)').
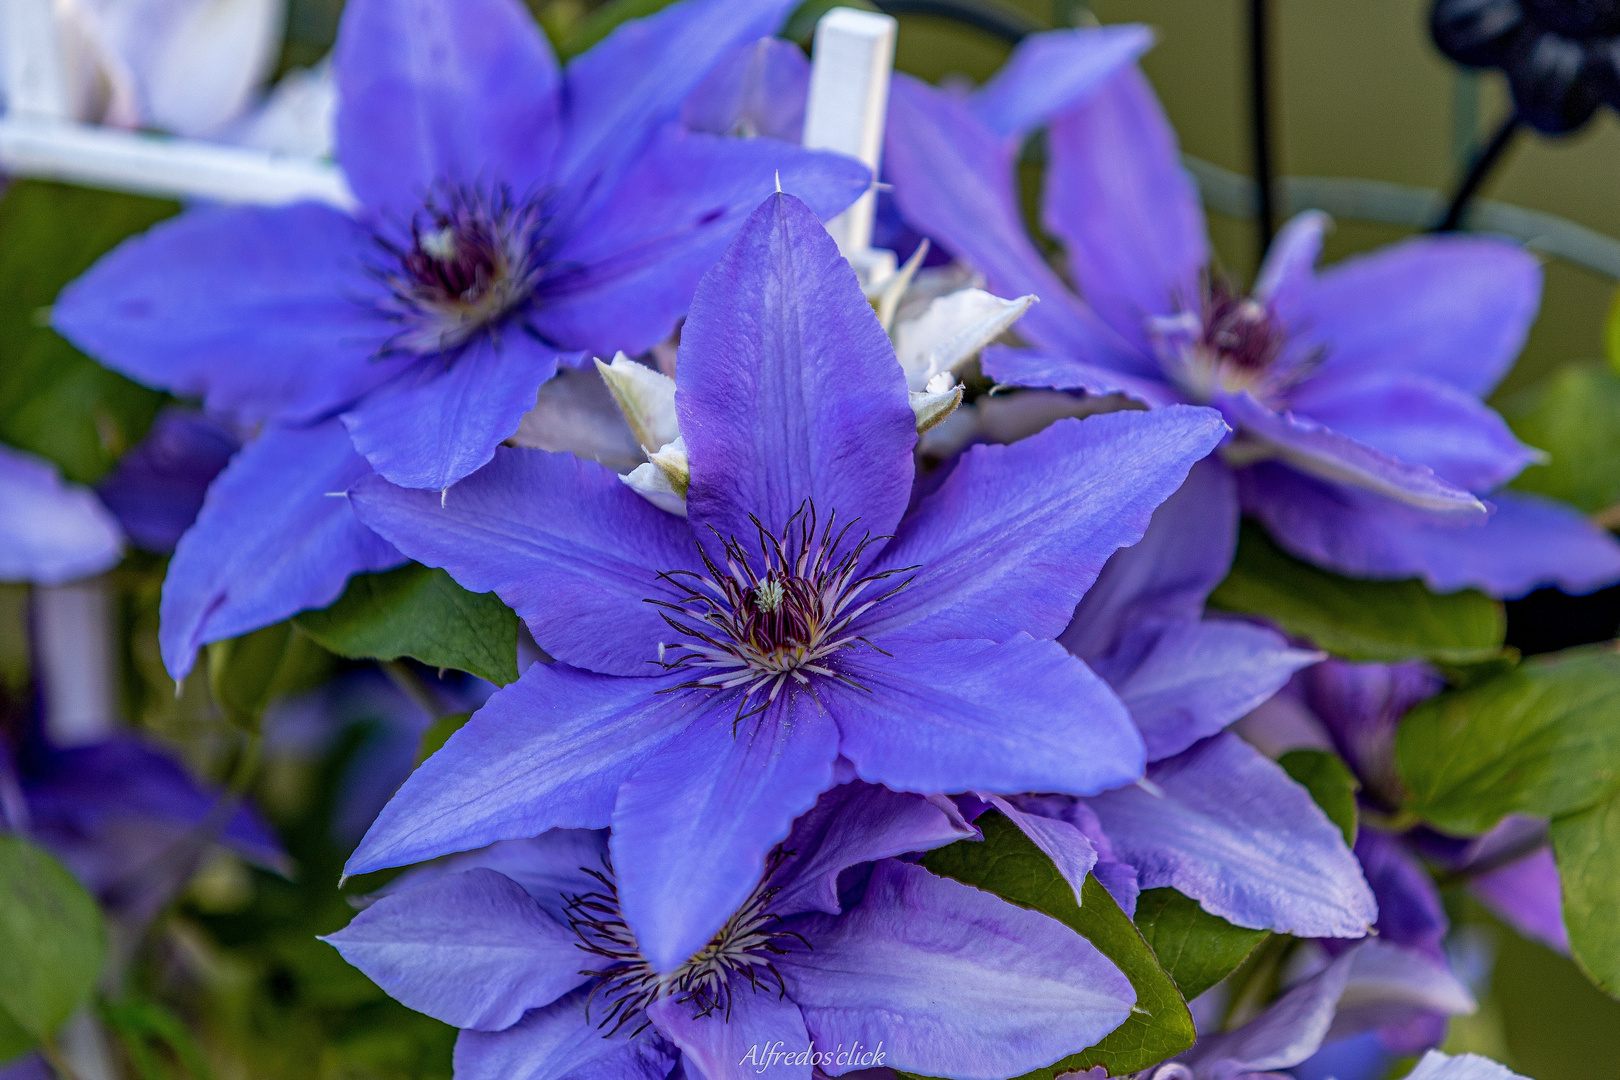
top-left (1434, 111), bottom-right (1521, 232)
top-left (1248, 0), bottom-right (1277, 260)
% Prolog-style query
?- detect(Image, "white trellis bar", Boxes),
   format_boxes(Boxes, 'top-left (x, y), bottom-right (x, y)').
top-left (802, 6), bottom-right (899, 287)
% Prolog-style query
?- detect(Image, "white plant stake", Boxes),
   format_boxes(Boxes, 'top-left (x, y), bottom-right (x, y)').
top-left (0, 0), bottom-right (348, 206)
top-left (802, 6), bottom-right (898, 288)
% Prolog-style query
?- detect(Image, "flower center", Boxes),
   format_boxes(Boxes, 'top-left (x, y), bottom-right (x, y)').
top-left (566, 851), bottom-right (806, 1034)
top-left (650, 504), bottom-right (913, 724)
top-left (1152, 279), bottom-right (1303, 405)
top-left (368, 184), bottom-right (553, 355)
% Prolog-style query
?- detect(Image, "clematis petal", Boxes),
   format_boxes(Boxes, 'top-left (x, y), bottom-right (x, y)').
top-left (1091, 618), bottom-right (1321, 762)
top-left (611, 697), bottom-right (839, 974)
top-left (893, 288), bottom-right (1036, 391)
top-left (884, 74), bottom-right (1145, 368)
top-left (453, 988), bottom-right (676, 1080)
top-left (681, 36), bottom-right (810, 142)
top-left (981, 345), bottom-right (1186, 406)
top-left (1181, 947), bottom-right (1358, 1077)
top-left (158, 419), bottom-right (403, 681)
top-left (53, 203), bottom-right (405, 425)
top-left (982, 795), bottom-right (1100, 911)
top-left (1062, 457), bottom-right (1239, 661)
top-left (0, 444), bottom-right (123, 586)
top-left (1239, 465), bottom-right (1620, 597)
top-left (1290, 373), bottom-right (1541, 494)
top-left (1405, 1050), bottom-right (1530, 1080)
top-left (323, 869), bottom-right (588, 1031)
top-left (334, 0), bottom-right (560, 218)
top-left (647, 987), bottom-right (811, 1080)
top-left (365, 829), bottom-right (609, 925)
top-left (1282, 234), bottom-right (1541, 400)
top-left (862, 406), bottom-right (1226, 644)
top-left (96, 408), bottom-right (239, 555)
top-left (1254, 211), bottom-right (1330, 309)
top-left (351, 447), bottom-right (699, 677)
top-left (1086, 732), bottom-right (1376, 937)
top-left (830, 634), bottom-right (1144, 798)
top-left (540, 129), bottom-right (870, 359)
top-left (1043, 65), bottom-right (1208, 352)
top-left (1219, 391), bottom-right (1487, 516)
top-left (677, 193), bottom-right (916, 547)
top-left (1326, 939), bottom-right (1474, 1045)
top-left (772, 782), bottom-right (975, 918)
top-left (969, 24), bottom-right (1154, 139)
top-left (341, 335), bottom-right (568, 491)
top-left (344, 663), bottom-right (695, 876)
top-left (553, 0), bottom-right (803, 195)
top-left (1355, 829), bottom-right (1448, 960)
top-left (778, 860), bottom-right (1135, 1080)
top-left (1470, 845), bottom-right (1569, 954)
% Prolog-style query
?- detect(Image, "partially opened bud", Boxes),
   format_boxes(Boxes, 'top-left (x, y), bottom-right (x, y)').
top-left (894, 288), bottom-right (1036, 391)
top-left (595, 352), bottom-right (681, 455)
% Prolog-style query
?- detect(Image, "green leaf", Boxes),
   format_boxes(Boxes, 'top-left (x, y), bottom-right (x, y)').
top-left (101, 996), bottom-right (214, 1080)
top-left (293, 564), bottom-right (520, 686)
top-left (1606, 285), bottom-right (1620, 377)
top-left (1279, 749), bottom-right (1360, 846)
top-left (415, 712), bottom-right (473, 766)
top-left (1131, 888), bottom-right (1270, 1003)
top-left (1500, 362), bottom-right (1620, 516)
top-left (0, 1008), bottom-right (32, 1067)
top-left (0, 835), bottom-right (107, 1044)
top-left (1397, 646), bottom-right (1620, 835)
top-left (1208, 521), bottom-right (1505, 664)
top-left (207, 622), bottom-right (334, 730)
top-left (1551, 792), bottom-right (1620, 999)
top-left (921, 810), bottom-right (1195, 1077)
top-left (0, 181), bottom-right (177, 482)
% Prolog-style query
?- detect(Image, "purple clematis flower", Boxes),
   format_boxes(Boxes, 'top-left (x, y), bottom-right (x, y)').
top-left (327, 782), bottom-right (1136, 1080)
top-left (0, 443), bottom-right (124, 586)
top-left (342, 192), bottom-right (1227, 971)
top-left (1000, 459), bottom-right (1371, 938)
top-left (53, 0), bottom-right (872, 680)
top-left (881, 36), bottom-right (1620, 599)
top-left (95, 407), bottom-right (240, 554)
top-left (1104, 940), bottom-right (1474, 1080)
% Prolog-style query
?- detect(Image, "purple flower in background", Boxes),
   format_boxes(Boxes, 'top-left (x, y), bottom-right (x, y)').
top-left (53, 0), bottom-right (872, 680)
top-left (1, 734), bottom-right (283, 928)
top-left (996, 459), bottom-right (1371, 939)
top-left (327, 783), bottom-right (1136, 1080)
top-left (96, 408), bottom-right (240, 554)
top-left (1105, 941), bottom-right (1474, 1080)
top-left (343, 192), bottom-right (1225, 970)
top-left (882, 37), bottom-right (1620, 598)
top-left (0, 443), bottom-right (123, 585)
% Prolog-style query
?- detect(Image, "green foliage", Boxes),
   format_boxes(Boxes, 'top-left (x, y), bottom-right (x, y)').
top-left (1397, 646), bottom-right (1620, 835)
top-left (1279, 749), bottom-right (1360, 846)
top-left (293, 564), bottom-right (520, 686)
top-left (101, 997), bottom-right (215, 1080)
top-left (556, 0), bottom-right (680, 57)
top-left (1501, 362), bottom-right (1620, 517)
top-left (0, 181), bottom-right (176, 483)
top-left (921, 810), bottom-right (1195, 1077)
top-left (208, 622), bottom-right (335, 731)
top-left (1132, 888), bottom-right (1270, 1003)
top-left (0, 1009), bottom-right (31, 1067)
top-left (1550, 792), bottom-right (1620, 999)
top-left (1209, 521), bottom-right (1506, 664)
top-left (0, 835), bottom-right (107, 1050)
top-left (1606, 285), bottom-right (1620, 377)
top-left (414, 712), bottom-right (474, 766)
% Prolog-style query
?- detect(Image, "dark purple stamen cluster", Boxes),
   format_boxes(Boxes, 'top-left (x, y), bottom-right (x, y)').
top-left (368, 184), bottom-right (553, 355)
top-left (649, 503), bottom-right (914, 727)
top-left (1198, 280), bottom-right (1287, 375)
top-left (566, 850), bottom-right (807, 1035)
